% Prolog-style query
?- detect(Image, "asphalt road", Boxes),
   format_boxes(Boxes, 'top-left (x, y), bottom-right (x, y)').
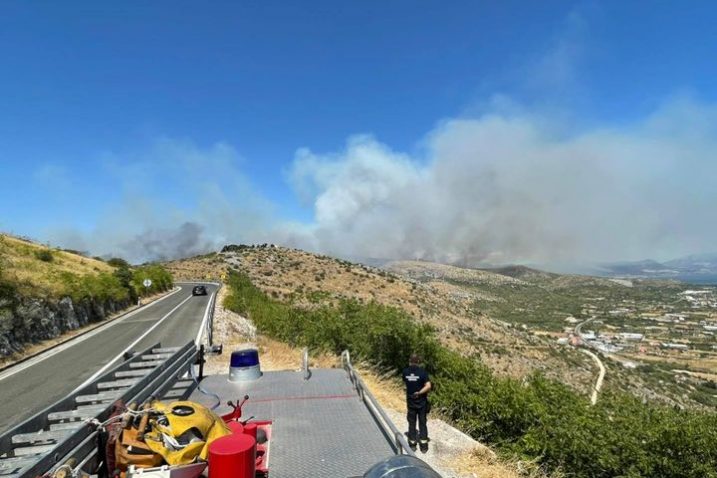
top-left (0, 283), bottom-right (217, 433)
top-left (581, 348), bottom-right (606, 405)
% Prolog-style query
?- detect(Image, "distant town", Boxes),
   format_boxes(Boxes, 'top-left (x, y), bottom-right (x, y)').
top-left (548, 287), bottom-right (717, 370)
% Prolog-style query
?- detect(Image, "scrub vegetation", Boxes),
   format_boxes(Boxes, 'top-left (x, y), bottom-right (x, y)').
top-left (0, 234), bottom-right (175, 361)
top-left (182, 245), bottom-right (597, 396)
top-left (224, 270), bottom-right (717, 478)
top-left (0, 233), bottom-right (173, 302)
top-left (172, 245), bottom-right (717, 408)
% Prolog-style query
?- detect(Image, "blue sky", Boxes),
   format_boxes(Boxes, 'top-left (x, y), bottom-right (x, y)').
top-left (1, 2), bottom-right (717, 263)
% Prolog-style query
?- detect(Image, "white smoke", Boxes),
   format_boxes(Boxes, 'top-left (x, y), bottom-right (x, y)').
top-left (282, 96), bottom-right (717, 264)
top-left (46, 97), bottom-right (717, 266)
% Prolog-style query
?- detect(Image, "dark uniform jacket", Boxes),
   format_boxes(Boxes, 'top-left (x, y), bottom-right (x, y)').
top-left (402, 365), bottom-right (429, 409)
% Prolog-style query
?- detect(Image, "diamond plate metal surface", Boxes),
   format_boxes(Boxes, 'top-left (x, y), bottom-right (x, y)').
top-left (190, 369), bottom-right (396, 478)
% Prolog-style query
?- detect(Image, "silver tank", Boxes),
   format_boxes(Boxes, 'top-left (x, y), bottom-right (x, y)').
top-left (363, 455), bottom-right (442, 478)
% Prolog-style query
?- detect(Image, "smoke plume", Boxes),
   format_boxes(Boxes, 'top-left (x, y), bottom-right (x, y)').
top-left (47, 96), bottom-right (717, 266)
top-left (283, 96), bottom-right (717, 265)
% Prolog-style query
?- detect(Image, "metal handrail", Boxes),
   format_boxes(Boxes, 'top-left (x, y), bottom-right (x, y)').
top-left (51, 344), bottom-right (201, 478)
top-left (341, 350), bottom-right (416, 457)
top-left (2, 341), bottom-right (199, 478)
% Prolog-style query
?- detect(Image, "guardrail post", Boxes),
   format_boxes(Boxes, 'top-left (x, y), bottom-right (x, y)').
top-left (302, 348), bottom-right (311, 380)
top-left (197, 344), bottom-right (205, 380)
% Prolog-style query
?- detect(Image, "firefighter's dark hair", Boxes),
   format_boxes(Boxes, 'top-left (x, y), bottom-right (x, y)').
top-left (409, 354), bottom-right (421, 364)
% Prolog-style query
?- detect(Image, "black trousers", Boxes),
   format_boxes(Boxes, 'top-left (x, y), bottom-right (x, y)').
top-left (406, 402), bottom-right (429, 442)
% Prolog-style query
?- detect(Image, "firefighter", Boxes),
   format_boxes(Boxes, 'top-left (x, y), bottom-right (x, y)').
top-left (402, 353), bottom-right (431, 453)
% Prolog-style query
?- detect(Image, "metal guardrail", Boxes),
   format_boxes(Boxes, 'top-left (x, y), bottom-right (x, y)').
top-left (340, 350), bottom-right (416, 457)
top-left (205, 285), bottom-right (220, 347)
top-left (175, 281), bottom-right (220, 348)
top-left (55, 343), bottom-right (201, 478)
top-left (183, 281), bottom-right (220, 348)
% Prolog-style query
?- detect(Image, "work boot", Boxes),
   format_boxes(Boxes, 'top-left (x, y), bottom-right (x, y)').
top-left (405, 433), bottom-right (417, 451)
top-left (419, 439), bottom-right (429, 453)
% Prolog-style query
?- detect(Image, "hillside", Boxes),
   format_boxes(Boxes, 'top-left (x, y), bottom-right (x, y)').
top-left (0, 234), bottom-right (114, 297)
top-left (169, 246), bottom-right (717, 477)
top-left (165, 246), bottom-right (717, 408)
top-left (598, 254), bottom-right (717, 283)
top-left (482, 265), bottom-right (559, 282)
top-left (167, 246), bottom-right (596, 395)
top-left (0, 233), bottom-right (174, 359)
top-left (387, 259), bottom-right (717, 408)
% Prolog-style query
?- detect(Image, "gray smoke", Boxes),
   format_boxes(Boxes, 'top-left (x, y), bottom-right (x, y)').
top-left (118, 222), bottom-right (211, 262)
top-left (46, 139), bottom-right (274, 264)
top-left (283, 96), bottom-right (717, 265)
top-left (47, 96), bottom-right (717, 266)
top-left (44, 7), bottom-right (717, 266)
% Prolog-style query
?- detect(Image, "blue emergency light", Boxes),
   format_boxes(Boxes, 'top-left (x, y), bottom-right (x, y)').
top-left (229, 347), bottom-right (262, 382)
top-left (230, 349), bottom-right (259, 368)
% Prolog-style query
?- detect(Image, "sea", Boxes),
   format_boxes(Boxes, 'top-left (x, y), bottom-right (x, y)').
top-left (675, 274), bottom-right (717, 286)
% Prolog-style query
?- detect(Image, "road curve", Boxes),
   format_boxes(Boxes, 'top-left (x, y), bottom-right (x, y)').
top-left (581, 348), bottom-right (606, 405)
top-left (574, 316), bottom-right (606, 404)
top-left (0, 283), bottom-right (217, 433)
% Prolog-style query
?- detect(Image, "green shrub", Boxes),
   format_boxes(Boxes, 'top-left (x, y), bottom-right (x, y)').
top-left (58, 264), bottom-right (172, 304)
top-left (107, 257), bottom-right (130, 268)
top-left (34, 249), bottom-right (54, 262)
top-left (130, 264), bottom-right (173, 296)
top-left (224, 271), bottom-right (717, 478)
top-left (59, 271), bottom-right (129, 303)
top-left (0, 267), bottom-right (16, 303)
top-left (113, 264), bottom-right (138, 302)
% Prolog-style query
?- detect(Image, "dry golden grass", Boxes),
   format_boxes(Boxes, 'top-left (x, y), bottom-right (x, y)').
top-left (621, 350), bottom-right (717, 372)
top-left (0, 234), bottom-right (113, 296)
top-left (171, 247), bottom-right (593, 394)
top-left (164, 254), bottom-right (228, 282)
top-left (356, 365), bottom-right (408, 413)
top-left (449, 449), bottom-right (559, 478)
top-left (257, 336), bottom-right (340, 371)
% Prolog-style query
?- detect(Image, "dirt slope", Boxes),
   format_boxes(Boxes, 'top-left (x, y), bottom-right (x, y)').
top-left (166, 246), bottom-right (595, 395)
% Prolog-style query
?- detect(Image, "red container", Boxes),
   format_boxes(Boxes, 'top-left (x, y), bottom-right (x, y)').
top-left (243, 422), bottom-right (257, 440)
top-left (208, 434), bottom-right (256, 478)
top-left (227, 421), bottom-right (244, 435)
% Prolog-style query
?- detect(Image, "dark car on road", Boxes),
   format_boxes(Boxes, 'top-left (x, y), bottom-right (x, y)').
top-left (192, 285), bottom-right (208, 296)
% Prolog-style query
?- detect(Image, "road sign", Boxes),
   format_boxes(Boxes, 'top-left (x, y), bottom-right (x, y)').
top-left (143, 279), bottom-right (152, 288)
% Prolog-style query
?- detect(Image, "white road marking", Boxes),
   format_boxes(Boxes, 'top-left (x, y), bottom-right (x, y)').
top-left (0, 287), bottom-right (182, 382)
top-left (70, 292), bottom-right (195, 393)
top-left (124, 318), bottom-right (160, 323)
